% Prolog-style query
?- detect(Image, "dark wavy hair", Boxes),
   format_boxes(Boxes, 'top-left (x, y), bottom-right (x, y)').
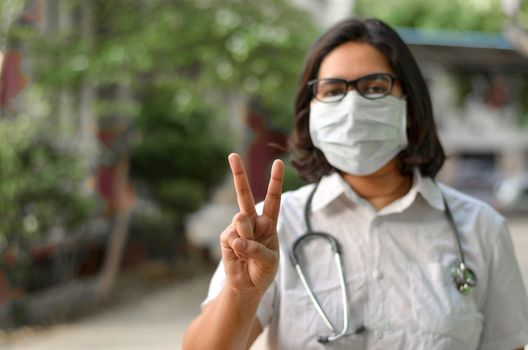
top-left (289, 17), bottom-right (445, 182)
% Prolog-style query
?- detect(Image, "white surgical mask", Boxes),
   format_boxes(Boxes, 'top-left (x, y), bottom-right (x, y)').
top-left (309, 91), bottom-right (408, 176)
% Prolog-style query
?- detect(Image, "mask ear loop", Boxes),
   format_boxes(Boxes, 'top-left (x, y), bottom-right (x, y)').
top-left (440, 189), bottom-right (477, 294)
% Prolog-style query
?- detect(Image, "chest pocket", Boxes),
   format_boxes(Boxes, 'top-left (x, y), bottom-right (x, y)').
top-left (407, 262), bottom-right (483, 347)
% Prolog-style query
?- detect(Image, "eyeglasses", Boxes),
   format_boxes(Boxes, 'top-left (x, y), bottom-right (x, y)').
top-left (308, 73), bottom-right (398, 103)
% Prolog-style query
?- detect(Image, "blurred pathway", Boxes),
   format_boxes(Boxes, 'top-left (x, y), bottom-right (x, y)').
top-left (1, 217), bottom-right (527, 350)
top-left (1, 276), bottom-right (210, 350)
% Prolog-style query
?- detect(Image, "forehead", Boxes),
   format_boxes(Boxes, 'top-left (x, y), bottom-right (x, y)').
top-left (318, 41), bottom-right (393, 79)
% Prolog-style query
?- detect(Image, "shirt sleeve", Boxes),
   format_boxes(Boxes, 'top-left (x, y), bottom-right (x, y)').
top-left (201, 261), bottom-right (277, 329)
top-left (200, 262), bottom-right (226, 309)
top-left (478, 220), bottom-right (528, 350)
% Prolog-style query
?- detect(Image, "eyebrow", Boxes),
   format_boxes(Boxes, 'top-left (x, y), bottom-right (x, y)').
top-left (317, 72), bottom-right (394, 80)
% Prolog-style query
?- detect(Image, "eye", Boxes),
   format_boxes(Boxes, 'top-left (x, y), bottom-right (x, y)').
top-left (316, 81), bottom-right (346, 99)
top-left (358, 76), bottom-right (392, 98)
top-left (364, 85), bottom-right (387, 95)
top-left (321, 87), bottom-right (345, 97)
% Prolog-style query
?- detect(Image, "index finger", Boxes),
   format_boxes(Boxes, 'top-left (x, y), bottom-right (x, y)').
top-left (228, 153), bottom-right (257, 217)
top-left (262, 159), bottom-right (284, 222)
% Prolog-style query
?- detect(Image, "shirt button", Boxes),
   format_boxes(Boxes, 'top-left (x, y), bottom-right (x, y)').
top-left (373, 330), bottom-right (383, 339)
top-left (373, 270), bottom-right (384, 280)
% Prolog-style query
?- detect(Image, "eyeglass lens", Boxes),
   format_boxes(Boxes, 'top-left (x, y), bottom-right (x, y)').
top-left (313, 74), bottom-right (393, 102)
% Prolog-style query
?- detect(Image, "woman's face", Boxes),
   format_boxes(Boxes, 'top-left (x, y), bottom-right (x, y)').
top-left (317, 41), bottom-right (403, 98)
top-left (315, 41), bottom-right (405, 178)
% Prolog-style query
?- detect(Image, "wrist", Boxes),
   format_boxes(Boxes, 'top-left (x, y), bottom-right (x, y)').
top-left (224, 284), bottom-right (265, 307)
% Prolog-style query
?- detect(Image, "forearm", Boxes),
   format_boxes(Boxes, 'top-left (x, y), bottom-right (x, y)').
top-left (183, 285), bottom-right (263, 350)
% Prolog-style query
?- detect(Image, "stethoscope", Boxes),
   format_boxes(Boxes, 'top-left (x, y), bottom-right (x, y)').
top-left (290, 180), bottom-right (477, 344)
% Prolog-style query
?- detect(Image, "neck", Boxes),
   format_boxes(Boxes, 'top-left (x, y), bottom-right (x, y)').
top-left (341, 162), bottom-right (412, 210)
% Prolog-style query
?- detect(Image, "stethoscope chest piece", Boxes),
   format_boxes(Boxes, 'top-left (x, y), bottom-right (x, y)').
top-left (452, 261), bottom-right (477, 294)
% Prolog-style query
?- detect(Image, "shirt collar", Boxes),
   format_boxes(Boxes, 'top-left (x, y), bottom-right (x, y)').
top-left (310, 168), bottom-right (445, 214)
top-left (412, 167), bottom-right (445, 211)
top-left (310, 172), bottom-right (351, 212)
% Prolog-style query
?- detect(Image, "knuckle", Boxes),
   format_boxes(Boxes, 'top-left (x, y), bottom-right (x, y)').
top-left (231, 168), bottom-right (245, 176)
top-left (270, 174), bottom-right (283, 183)
top-left (237, 188), bottom-right (252, 197)
top-left (220, 226), bottom-right (236, 241)
top-left (245, 241), bottom-right (259, 254)
top-left (257, 215), bottom-right (273, 227)
top-left (266, 192), bottom-right (281, 202)
top-left (233, 212), bottom-right (246, 223)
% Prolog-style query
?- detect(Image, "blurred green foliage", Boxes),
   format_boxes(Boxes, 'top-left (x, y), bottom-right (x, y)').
top-left (0, 1), bottom-right (96, 293)
top-left (130, 86), bottom-right (229, 238)
top-left (0, 112), bottom-right (95, 275)
top-left (15, 0), bottom-right (318, 254)
top-left (0, 114), bottom-right (93, 245)
top-left (28, 0), bottom-right (318, 130)
top-left (355, 0), bottom-right (506, 32)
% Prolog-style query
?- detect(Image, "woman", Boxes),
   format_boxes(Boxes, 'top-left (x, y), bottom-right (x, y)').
top-left (183, 18), bottom-right (528, 349)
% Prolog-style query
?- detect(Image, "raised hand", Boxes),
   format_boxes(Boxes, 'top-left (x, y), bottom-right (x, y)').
top-left (220, 153), bottom-right (284, 295)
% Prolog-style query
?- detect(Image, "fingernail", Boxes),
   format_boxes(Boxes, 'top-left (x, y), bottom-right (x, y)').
top-left (234, 238), bottom-right (246, 251)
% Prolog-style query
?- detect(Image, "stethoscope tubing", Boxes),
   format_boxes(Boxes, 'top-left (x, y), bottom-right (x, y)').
top-left (441, 186), bottom-right (465, 262)
top-left (294, 249), bottom-right (347, 332)
top-left (291, 180), bottom-right (355, 342)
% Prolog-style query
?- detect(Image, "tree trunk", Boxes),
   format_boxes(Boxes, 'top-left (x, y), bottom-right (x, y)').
top-left (98, 208), bottom-right (131, 300)
top-left (97, 153), bottom-right (134, 300)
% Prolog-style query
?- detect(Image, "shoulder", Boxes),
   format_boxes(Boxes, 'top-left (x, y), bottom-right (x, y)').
top-left (438, 183), bottom-right (504, 220)
top-left (281, 182), bottom-right (316, 208)
top-left (278, 183), bottom-right (316, 229)
top-left (437, 182), bottom-right (507, 241)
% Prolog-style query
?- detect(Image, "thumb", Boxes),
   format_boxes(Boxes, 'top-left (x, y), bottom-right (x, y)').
top-left (234, 238), bottom-right (278, 269)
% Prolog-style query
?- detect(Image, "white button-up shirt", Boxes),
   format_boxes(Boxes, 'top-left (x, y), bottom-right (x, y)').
top-left (204, 170), bottom-right (528, 349)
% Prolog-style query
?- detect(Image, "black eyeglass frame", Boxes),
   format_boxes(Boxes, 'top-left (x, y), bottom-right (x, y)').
top-left (308, 73), bottom-right (399, 103)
